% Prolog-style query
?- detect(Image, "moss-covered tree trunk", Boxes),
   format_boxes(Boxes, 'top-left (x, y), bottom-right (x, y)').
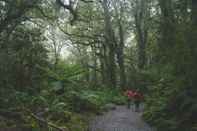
top-left (134, 0), bottom-right (149, 69)
top-left (117, 21), bottom-right (126, 88)
top-left (158, 0), bottom-right (175, 64)
top-left (102, 0), bottom-right (117, 88)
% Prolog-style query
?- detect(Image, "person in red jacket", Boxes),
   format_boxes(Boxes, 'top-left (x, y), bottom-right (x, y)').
top-left (133, 91), bottom-right (144, 112)
top-left (124, 89), bottom-right (134, 109)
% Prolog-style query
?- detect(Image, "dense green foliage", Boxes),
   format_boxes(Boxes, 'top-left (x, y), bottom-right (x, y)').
top-left (0, 0), bottom-right (197, 131)
top-left (141, 1), bottom-right (197, 131)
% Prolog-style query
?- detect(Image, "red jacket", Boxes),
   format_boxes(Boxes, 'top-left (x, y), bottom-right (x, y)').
top-left (133, 91), bottom-right (144, 101)
top-left (125, 90), bottom-right (134, 99)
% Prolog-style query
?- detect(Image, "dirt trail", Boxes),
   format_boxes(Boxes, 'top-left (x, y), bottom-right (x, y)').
top-left (89, 106), bottom-right (155, 131)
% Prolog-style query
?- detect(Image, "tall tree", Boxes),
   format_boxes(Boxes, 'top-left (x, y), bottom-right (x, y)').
top-left (113, 0), bottom-right (127, 88)
top-left (158, 0), bottom-right (175, 64)
top-left (101, 0), bottom-right (117, 88)
top-left (134, 0), bottom-right (149, 69)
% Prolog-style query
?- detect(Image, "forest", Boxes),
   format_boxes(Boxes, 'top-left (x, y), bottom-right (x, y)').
top-left (0, 0), bottom-right (197, 131)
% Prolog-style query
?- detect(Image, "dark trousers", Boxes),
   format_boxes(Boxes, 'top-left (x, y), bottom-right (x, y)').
top-left (127, 99), bottom-right (131, 109)
top-left (134, 100), bottom-right (140, 112)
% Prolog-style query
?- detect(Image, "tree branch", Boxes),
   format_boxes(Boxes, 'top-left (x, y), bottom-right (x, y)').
top-left (80, 0), bottom-right (94, 3)
top-left (25, 109), bottom-right (68, 131)
top-left (56, 0), bottom-right (77, 24)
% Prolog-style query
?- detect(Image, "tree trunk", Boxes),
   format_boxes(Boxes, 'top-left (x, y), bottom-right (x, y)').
top-left (192, 0), bottom-right (197, 25)
top-left (100, 43), bottom-right (108, 85)
top-left (117, 20), bottom-right (126, 88)
top-left (102, 0), bottom-right (117, 88)
top-left (189, 0), bottom-right (197, 85)
top-left (134, 0), bottom-right (148, 69)
top-left (91, 45), bottom-right (98, 87)
top-left (158, 0), bottom-right (175, 63)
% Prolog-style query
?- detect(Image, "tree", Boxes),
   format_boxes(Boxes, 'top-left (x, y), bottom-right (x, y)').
top-left (158, 0), bottom-right (175, 64)
top-left (101, 0), bottom-right (117, 88)
top-left (46, 24), bottom-right (67, 69)
top-left (112, 0), bottom-right (127, 88)
top-left (133, 0), bottom-right (149, 69)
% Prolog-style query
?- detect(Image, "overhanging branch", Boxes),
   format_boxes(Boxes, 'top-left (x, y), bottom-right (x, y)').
top-left (56, 0), bottom-right (77, 24)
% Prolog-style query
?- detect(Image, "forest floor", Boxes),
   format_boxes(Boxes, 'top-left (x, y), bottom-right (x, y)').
top-left (89, 105), bottom-right (155, 131)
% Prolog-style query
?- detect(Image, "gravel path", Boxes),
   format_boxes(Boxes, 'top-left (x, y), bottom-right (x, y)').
top-left (89, 106), bottom-right (155, 131)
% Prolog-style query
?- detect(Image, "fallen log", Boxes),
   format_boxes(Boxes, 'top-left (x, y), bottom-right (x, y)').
top-left (0, 108), bottom-right (68, 131)
top-left (27, 110), bottom-right (68, 131)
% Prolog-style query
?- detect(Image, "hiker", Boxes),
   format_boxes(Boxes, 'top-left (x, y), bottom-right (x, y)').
top-left (133, 90), bottom-right (143, 112)
top-left (124, 89), bottom-right (134, 109)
